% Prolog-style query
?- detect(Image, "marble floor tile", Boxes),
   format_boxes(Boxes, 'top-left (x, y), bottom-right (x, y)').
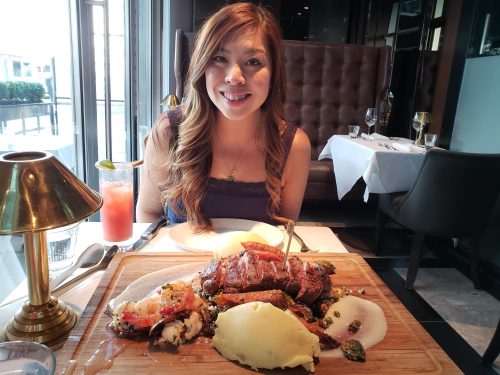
top-left (395, 267), bottom-right (500, 372)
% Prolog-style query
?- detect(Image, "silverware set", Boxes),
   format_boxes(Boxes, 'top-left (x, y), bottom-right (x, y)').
top-left (292, 231), bottom-right (319, 252)
top-left (379, 142), bottom-right (398, 151)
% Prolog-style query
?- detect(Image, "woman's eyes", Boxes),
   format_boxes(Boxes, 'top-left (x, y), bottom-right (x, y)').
top-left (246, 58), bottom-right (262, 66)
top-left (210, 55), bottom-right (263, 66)
top-left (211, 55), bottom-right (227, 63)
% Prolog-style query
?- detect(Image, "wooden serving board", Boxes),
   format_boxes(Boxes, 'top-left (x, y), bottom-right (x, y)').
top-left (56, 253), bottom-right (461, 374)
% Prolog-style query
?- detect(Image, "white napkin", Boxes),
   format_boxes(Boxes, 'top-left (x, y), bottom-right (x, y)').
top-left (360, 132), bottom-right (389, 141)
top-left (391, 143), bottom-right (426, 153)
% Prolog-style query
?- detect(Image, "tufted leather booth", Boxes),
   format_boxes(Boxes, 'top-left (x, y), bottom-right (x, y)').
top-left (282, 41), bottom-right (391, 200)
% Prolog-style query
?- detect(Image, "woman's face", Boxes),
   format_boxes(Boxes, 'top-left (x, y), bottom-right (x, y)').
top-left (205, 28), bottom-right (271, 122)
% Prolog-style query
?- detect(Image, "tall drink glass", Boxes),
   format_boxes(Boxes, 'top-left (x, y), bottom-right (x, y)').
top-left (98, 163), bottom-right (133, 248)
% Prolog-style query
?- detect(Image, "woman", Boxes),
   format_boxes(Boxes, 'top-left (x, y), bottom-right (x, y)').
top-left (136, 3), bottom-right (310, 229)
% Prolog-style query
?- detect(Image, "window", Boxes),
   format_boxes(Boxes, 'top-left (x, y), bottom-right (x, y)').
top-left (0, 0), bottom-right (161, 304)
top-left (12, 61), bottom-right (21, 77)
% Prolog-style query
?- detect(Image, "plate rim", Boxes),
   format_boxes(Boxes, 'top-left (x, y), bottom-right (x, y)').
top-left (168, 218), bottom-right (284, 252)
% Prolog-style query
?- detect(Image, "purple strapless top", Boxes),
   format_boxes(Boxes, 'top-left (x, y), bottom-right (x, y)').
top-left (165, 108), bottom-right (297, 224)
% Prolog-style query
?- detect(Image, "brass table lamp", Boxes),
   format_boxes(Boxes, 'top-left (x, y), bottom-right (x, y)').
top-left (0, 151), bottom-right (102, 349)
top-left (413, 112), bottom-right (432, 146)
top-left (161, 94), bottom-right (180, 109)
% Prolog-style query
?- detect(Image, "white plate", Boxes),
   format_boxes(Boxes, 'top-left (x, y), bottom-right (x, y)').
top-left (168, 218), bottom-right (284, 252)
top-left (108, 262), bottom-right (208, 312)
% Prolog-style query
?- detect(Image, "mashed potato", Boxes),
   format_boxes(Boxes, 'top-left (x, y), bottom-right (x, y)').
top-left (213, 231), bottom-right (268, 259)
top-left (212, 302), bottom-right (320, 372)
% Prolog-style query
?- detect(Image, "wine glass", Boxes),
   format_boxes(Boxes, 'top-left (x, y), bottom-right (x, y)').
top-left (412, 112), bottom-right (431, 145)
top-left (365, 108), bottom-right (378, 140)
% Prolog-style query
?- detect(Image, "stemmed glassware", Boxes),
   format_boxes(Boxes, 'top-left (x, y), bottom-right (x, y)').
top-left (365, 108), bottom-right (378, 140)
top-left (412, 112), bottom-right (431, 146)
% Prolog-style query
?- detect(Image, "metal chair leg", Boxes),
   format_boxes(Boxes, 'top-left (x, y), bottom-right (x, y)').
top-left (405, 232), bottom-right (426, 289)
top-left (469, 237), bottom-right (482, 290)
top-left (482, 319), bottom-right (500, 365)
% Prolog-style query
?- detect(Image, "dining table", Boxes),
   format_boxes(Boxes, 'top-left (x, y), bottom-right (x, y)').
top-left (318, 134), bottom-right (427, 202)
top-left (0, 222), bottom-right (347, 331)
top-left (0, 221), bottom-right (461, 374)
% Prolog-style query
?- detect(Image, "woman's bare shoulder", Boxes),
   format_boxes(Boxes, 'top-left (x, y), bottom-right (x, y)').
top-left (290, 126), bottom-right (311, 154)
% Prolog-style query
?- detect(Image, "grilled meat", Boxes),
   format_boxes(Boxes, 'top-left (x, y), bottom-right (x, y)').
top-left (214, 289), bottom-right (294, 310)
top-left (200, 249), bottom-right (333, 306)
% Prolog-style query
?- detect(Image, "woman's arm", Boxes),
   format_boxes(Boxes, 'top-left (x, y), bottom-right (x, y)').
top-left (136, 113), bottom-right (171, 222)
top-left (280, 128), bottom-right (311, 221)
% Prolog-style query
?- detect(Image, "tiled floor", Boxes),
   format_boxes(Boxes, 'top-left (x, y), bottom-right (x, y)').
top-left (299, 200), bottom-right (500, 374)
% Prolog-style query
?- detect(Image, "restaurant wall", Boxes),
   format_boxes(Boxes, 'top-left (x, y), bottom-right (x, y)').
top-left (451, 55), bottom-right (500, 153)
top-left (450, 54), bottom-right (500, 267)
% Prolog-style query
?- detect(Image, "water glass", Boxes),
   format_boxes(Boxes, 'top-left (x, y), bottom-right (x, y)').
top-left (348, 125), bottom-right (360, 138)
top-left (46, 222), bottom-right (79, 274)
top-left (0, 341), bottom-right (56, 375)
top-left (425, 133), bottom-right (438, 148)
top-left (98, 163), bottom-right (133, 248)
top-left (365, 108), bottom-right (378, 139)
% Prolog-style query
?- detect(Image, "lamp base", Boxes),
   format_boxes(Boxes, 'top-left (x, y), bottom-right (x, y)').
top-left (5, 296), bottom-right (78, 350)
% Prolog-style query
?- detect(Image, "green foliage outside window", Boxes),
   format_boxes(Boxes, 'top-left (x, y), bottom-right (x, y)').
top-left (0, 81), bottom-right (46, 105)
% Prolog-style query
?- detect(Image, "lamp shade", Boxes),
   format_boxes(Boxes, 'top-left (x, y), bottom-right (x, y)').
top-left (414, 112), bottom-right (432, 124)
top-left (161, 94), bottom-right (180, 108)
top-left (0, 151), bottom-right (102, 234)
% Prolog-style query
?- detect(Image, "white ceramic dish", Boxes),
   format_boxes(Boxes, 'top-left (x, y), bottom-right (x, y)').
top-left (168, 218), bottom-right (284, 252)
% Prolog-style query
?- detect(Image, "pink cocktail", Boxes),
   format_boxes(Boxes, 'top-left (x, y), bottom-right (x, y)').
top-left (98, 163), bottom-right (133, 243)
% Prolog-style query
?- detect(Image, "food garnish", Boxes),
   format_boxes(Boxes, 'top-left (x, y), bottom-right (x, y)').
top-left (340, 339), bottom-right (366, 362)
top-left (95, 159), bottom-right (115, 170)
top-left (348, 319), bottom-right (362, 334)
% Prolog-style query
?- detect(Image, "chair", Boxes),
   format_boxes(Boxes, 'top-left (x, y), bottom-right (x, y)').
top-left (375, 148), bottom-right (500, 289)
top-left (174, 29), bottom-right (194, 101)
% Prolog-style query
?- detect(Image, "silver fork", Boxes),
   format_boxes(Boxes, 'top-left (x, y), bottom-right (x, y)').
top-left (292, 231), bottom-right (319, 253)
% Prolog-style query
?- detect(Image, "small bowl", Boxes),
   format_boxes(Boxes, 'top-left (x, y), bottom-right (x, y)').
top-left (0, 341), bottom-right (56, 375)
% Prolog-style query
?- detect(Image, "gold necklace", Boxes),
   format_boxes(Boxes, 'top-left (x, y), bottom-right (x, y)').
top-left (216, 133), bottom-right (251, 182)
top-left (224, 146), bottom-right (249, 182)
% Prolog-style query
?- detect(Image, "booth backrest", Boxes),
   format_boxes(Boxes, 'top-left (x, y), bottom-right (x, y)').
top-left (282, 41), bottom-right (391, 160)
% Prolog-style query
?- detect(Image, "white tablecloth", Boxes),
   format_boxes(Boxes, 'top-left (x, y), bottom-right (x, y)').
top-left (319, 135), bottom-right (426, 202)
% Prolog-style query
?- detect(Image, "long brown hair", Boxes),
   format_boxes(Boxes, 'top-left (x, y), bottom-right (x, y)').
top-left (162, 2), bottom-right (287, 230)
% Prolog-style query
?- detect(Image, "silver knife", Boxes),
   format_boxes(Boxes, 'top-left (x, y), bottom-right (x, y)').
top-left (131, 217), bottom-right (169, 252)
